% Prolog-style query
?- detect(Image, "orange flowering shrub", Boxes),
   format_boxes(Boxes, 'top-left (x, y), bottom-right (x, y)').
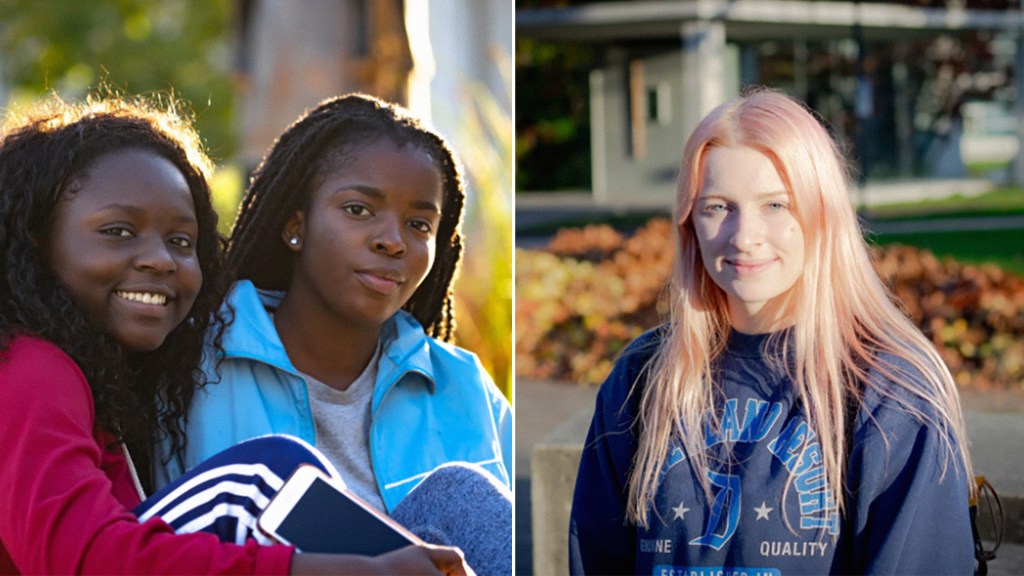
top-left (517, 219), bottom-right (1024, 389)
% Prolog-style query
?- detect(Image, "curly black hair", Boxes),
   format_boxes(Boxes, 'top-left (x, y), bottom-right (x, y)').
top-left (0, 94), bottom-right (228, 491)
top-left (227, 93), bottom-right (465, 342)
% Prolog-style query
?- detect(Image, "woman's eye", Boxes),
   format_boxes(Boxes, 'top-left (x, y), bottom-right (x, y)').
top-left (410, 219), bottom-right (433, 233)
top-left (170, 236), bottom-right (194, 249)
top-left (703, 203), bottom-right (726, 213)
top-left (767, 202), bottom-right (789, 211)
top-left (101, 227), bottom-right (134, 238)
top-left (343, 204), bottom-right (371, 217)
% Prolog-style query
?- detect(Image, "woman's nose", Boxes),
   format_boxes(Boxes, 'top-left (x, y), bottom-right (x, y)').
top-left (134, 236), bottom-right (177, 273)
top-left (371, 216), bottom-right (406, 257)
top-left (728, 211), bottom-right (764, 251)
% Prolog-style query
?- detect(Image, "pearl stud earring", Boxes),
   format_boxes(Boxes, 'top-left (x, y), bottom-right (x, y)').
top-left (289, 237), bottom-right (299, 246)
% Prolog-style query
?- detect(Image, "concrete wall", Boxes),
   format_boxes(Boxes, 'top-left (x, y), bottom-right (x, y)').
top-left (238, 0), bottom-right (371, 168)
top-left (590, 37), bottom-right (739, 205)
top-left (238, 0), bottom-right (512, 169)
top-left (409, 0), bottom-right (513, 146)
top-left (530, 409), bottom-right (592, 576)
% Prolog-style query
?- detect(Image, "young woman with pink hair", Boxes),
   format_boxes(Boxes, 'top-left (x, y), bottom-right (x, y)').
top-left (569, 89), bottom-right (975, 575)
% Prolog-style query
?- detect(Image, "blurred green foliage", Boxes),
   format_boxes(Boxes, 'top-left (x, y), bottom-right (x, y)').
top-left (0, 0), bottom-right (236, 161)
top-left (454, 74), bottom-right (514, 402)
top-left (208, 163), bottom-right (245, 236)
top-left (515, 37), bottom-right (594, 191)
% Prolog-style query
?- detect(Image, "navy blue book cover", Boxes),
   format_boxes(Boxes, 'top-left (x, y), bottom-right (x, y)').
top-left (273, 477), bottom-right (414, 555)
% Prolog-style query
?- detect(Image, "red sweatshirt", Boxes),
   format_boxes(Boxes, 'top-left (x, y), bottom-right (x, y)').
top-left (0, 335), bottom-right (294, 575)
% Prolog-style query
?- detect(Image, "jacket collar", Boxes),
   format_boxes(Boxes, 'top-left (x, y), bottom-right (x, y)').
top-left (221, 280), bottom-right (296, 373)
top-left (221, 280), bottom-right (436, 393)
top-left (376, 310), bottom-right (436, 396)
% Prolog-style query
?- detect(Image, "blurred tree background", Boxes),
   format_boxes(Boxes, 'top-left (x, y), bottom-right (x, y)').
top-left (0, 0), bottom-right (237, 159)
top-left (515, 37), bottom-right (593, 191)
top-left (514, 0), bottom-right (609, 192)
top-left (0, 0), bottom-right (513, 400)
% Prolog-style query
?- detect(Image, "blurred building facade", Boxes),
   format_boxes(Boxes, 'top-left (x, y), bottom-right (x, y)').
top-left (235, 0), bottom-right (512, 170)
top-left (518, 0), bottom-right (1024, 205)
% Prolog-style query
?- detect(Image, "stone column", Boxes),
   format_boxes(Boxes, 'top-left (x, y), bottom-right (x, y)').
top-left (679, 18), bottom-right (727, 146)
top-left (236, 0), bottom-right (410, 170)
top-left (892, 41), bottom-right (914, 178)
top-left (1013, 22), bottom-right (1024, 185)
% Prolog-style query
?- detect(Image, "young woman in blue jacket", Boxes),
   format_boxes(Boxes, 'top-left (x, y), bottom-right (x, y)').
top-left (569, 90), bottom-right (975, 575)
top-left (155, 94), bottom-right (511, 575)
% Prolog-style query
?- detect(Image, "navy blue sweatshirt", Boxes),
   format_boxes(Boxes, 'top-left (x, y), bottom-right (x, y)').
top-left (568, 326), bottom-right (974, 575)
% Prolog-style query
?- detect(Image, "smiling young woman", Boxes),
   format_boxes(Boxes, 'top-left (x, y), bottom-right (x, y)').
top-left (691, 145), bottom-right (805, 334)
top-left (0, 95), bottom-right (238, 574)
top-left (46, 149), bottom-right (203, 352)
top-left (569, 89), bottom-right (975, 575)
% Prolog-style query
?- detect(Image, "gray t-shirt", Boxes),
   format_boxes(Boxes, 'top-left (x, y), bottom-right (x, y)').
top-left (301, 343), bottom-right (386, 512)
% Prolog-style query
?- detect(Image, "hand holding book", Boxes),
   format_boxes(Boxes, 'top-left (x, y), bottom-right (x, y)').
top-left (259, 465), bottom-right (474, 575)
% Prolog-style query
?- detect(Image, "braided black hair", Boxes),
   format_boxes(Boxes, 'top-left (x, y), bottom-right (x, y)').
top-left (228, 93), bottom-right (464, 342)
top-left (0, 95), bottom-right (228, 491)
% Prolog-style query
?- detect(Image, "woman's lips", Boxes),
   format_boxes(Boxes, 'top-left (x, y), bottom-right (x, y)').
top-left (726, 258), bottom-right (776, 275)
top-left (356, 271), bottom-right (404, 295)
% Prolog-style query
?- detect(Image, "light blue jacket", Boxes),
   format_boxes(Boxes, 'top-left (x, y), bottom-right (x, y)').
top-left (155, 280), bottom-right (512, 512)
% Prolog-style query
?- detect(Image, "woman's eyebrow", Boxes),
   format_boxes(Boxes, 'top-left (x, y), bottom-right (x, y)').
top-left (696, 192), bottom-right (728, 201)
top-left (698, 190), bottom-right (787, 200)
top-left (330, 184), bottom-right (384, 200)
top-left (410, 200), bottom-right (441, 213)
top-left (93, 203), bottom-right (198, 225)
top-left (331, 185), bottom-right (440, 213)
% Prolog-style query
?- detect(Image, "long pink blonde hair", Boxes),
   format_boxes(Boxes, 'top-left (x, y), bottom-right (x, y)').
top-left (626, 89), bottom-right (973, 528)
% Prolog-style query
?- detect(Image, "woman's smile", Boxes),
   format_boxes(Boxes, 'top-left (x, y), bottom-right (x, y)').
top-left (724, 257), bottom-right (779, 276)
top-left (115, 290), bottom-right (169, 306)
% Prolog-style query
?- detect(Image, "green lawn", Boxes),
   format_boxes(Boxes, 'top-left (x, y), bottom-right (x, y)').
top-left (862, 188), bottom-right (1024, 275)
top-left (517, 211), bottom-right (670, 237)
top-left (863, 188), bottom-right (1024, 220)
top-left (868, 229), bottom-right (1024, 275)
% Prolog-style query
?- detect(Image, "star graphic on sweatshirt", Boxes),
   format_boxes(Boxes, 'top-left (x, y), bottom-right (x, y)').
top-left (672, 501), bottom-right (691, 520)
top-left (754, 501), bottom-right (774, 520)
